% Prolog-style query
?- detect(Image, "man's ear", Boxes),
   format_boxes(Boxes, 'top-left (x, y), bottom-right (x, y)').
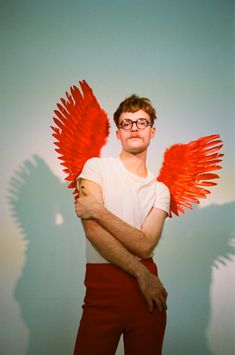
top-left (116, 129), bottom-right (120, 140)
top-left (151, 127), bottom-right (157, 139)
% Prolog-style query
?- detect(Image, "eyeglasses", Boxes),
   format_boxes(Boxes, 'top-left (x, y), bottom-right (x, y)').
top-left (118, 118), bottom-right (152, 130)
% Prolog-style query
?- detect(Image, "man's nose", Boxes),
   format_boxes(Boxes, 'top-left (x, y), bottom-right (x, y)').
top-left (131, 122), bottom-right (138, 130)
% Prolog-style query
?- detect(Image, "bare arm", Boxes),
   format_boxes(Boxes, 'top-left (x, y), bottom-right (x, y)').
top-left (76, 178), bottom-right (167, 312)
top-left (77, 180), bottom-right (168, 259)
top-left (91, 204), bottom-right (167, 259)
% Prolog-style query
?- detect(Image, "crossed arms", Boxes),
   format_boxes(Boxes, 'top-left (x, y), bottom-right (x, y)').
top-left (75, 178), bottom-right (168, 312)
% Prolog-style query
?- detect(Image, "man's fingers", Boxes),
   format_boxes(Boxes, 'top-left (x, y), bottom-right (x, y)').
top-left (159, 293), bottom-right (167, 310)
top-left (152, 292), bottom-right (167, 313)
top-left (153, 297), bottom-right (164, 313)
top-left (146, 296), bottom-right (166, 314)
top-left (162, 288), bottom-right (168, 299)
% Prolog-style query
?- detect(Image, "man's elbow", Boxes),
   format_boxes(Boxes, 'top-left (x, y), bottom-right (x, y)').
top-left (138, 244), bottom-right (154, 260)
top-left (138, 237), bottom-right (160, 259)
top-left (85, 230), bottom-right (94, 241)
top-left (82, 220), bottom-right (98, 241)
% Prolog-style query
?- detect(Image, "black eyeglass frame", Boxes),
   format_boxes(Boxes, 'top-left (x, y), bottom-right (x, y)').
top-left (118, 118), bottom-right (153, 130)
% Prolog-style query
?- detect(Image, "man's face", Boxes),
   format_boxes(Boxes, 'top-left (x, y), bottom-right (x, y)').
top-left (116, 109), bottom-right (156, 154)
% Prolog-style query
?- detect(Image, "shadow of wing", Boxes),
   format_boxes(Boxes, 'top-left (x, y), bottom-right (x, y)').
top-left (8, 155), bottom-right (86, 355)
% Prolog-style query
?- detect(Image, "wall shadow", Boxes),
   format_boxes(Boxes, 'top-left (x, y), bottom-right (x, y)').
top-left (8, 155), bottom-right (85, 355)
top-left (156, 201), bottom-right (235, 355)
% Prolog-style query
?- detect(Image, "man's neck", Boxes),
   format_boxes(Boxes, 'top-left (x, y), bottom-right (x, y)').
top-left (119, 150), bottom-right (148, 177)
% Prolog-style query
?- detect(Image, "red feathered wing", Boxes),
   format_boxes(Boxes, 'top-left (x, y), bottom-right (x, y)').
top-left (51, 80), bottom-right (110, 197)
top-left (157, 134), bottom-right (223, 217)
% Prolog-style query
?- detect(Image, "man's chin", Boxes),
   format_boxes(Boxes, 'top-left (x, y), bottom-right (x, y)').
top-left (126, 146), bottom-right (148, 155)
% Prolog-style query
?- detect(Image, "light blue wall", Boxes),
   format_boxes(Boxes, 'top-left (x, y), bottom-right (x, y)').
top-left (1, 1), bottom-right (234, 354)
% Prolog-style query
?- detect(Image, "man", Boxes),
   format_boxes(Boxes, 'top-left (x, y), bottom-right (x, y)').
top-left (73, 94), bottom-right (170, 355)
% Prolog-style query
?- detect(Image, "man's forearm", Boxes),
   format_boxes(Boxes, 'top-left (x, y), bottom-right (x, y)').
top-left (83, 219), bottom-right (150, 279)
top-left (91, 205), bottom-right (159, 259)
top-left (76, 183), bottom-right (166, 259)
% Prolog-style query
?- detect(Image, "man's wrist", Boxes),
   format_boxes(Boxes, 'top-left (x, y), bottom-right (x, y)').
top-left (92, 201), bottom-right (106, 220)
top-left (134, 262), bottom-right (150, 280)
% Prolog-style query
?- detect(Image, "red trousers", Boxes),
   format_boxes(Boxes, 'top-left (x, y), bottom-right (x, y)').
top-left (73, 258), bottom-right (166, 355)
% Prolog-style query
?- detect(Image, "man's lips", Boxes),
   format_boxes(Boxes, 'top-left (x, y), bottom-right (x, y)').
top-left (129, 135), bottom-right (142, 139)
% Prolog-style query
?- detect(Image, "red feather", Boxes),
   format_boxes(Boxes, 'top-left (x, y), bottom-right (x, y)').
top-left (157, 134), bottom-right (224, 217)
top-left (51, 80), bottom-right (110, 198)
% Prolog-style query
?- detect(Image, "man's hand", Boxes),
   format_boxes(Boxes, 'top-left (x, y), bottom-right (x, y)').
top-left (136, 268), bottom-right (168, 313)
top-left (75, 186), bottom-right (101, 219)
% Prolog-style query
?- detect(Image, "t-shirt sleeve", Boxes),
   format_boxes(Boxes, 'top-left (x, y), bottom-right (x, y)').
top-left (76, 157), bottom-right (102, 186)
top-left (154, 182), bottom-right (170, 215)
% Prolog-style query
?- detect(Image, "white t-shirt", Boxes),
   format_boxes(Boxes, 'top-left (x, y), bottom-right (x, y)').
top-left (78, 156), bottom-right (170, 263)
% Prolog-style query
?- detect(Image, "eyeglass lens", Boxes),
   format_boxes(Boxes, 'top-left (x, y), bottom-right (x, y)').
top-left (119, 118), bottom-right (150, 130)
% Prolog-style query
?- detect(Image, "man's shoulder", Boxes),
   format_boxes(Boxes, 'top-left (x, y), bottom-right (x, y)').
top-left (85, 156), bottom-right (118, 169)
top-left (156, 181), bottom-right (170, 195)
top-left (86, 156), bottom-right (117, 164)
